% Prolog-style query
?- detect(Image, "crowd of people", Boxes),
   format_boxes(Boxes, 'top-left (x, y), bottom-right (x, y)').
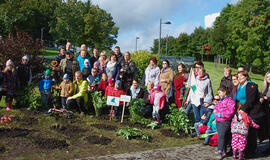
top-left (0, 41), bottom-right (270, 160)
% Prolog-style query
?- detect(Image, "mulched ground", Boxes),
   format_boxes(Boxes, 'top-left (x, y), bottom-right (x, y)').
top-left (86, 135), bottom-right (112, 145)
top-left (160, 129), bottom-right (188, 138)
top-left (0, 128), bottom-right (30, 138)
top-left (33, 137), bottom-right (69, 150)
top-left (91, 124), bottom-right (118, 131)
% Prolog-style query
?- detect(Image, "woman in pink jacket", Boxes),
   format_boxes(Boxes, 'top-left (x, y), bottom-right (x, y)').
top-left (214, 86), bottom-right (235, 159)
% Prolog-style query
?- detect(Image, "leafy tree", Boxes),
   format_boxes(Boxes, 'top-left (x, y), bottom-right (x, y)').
top-left (49, 0), bottom-right (118, 49)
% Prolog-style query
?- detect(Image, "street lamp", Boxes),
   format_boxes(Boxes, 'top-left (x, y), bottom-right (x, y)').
top-left (41, 27), bottom-right (45, 41)
top-left (166, 34), bottom-right (168, 56)
top-left (159, 18), bottom-right (171, 58)
top-left (135, 37), bottom-right (140, 51)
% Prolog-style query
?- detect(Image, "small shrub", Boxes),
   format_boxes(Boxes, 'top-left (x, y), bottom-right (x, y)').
top-left (91, 91), bottom-right (107, 116)
top-left (165, 104), bottom-right (193, 135)
top-left (116, 127), bottom-right (150, 141)
top-left (129, 98), bottom-right (151, 125)
top-left (147, 121), bottom-right (158, 130)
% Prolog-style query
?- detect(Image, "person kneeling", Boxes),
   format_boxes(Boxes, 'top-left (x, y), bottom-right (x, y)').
top-left (67, 71), bottom-right (88, 116)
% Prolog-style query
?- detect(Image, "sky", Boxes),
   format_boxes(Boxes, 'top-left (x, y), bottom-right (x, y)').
top-left (91, 0), bottom-right (240, 52)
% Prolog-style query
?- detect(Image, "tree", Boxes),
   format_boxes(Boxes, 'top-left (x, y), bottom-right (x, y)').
top-left (49, 0), bottom-right (118, 49)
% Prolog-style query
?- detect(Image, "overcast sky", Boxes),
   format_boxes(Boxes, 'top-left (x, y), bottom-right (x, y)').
top-left (91, 0), bottom-right (240, 52)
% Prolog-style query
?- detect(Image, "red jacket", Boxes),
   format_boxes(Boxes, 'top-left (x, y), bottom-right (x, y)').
top-left (97, 80), bottom-right (108, 96)
top-left (105, 85), bottom-right (114, 97)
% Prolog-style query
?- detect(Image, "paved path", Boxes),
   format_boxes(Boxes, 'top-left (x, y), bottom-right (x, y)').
top-left (80, 141), bottom-right (270, 160)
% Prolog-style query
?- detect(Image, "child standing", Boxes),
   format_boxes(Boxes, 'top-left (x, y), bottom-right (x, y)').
top-left (214, 87), bottom-right (235, 159)
top-left (16, 55), bottom-right (32, 90)
top-left (39, 69), bottom-right (54, 110)
top-left (150, 83), bottom-right (166, 124)
top-left (97, 73), bottom-right (108, 96)
top-left (87, 68), bottom-right (100, 92)
top-left (231, 104), bottom-right (260, 160)
top-left (111, 80), bottom-right (126, 119)
top-left (3, 60), bottom-right (17, 111)
top-left (105, 77), bottom-right (115, 97)
top-left (53, 74), bottom-right (73, 109)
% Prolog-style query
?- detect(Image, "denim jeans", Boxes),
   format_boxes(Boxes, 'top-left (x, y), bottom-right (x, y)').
top-left (192, 104), bottom-right (201, 123)
top-left (216, 121), bottom-right (231, 152)
top-left (194, 122), bottom-right (202, 135)
top-left (185, 102), bottom-right (192, 116)
top-left (41, 90), bottom-right (51, 110)
top-left (61, 97), bottom-right (67, 108)
top-left (204, 129), bottom-right (217, 144)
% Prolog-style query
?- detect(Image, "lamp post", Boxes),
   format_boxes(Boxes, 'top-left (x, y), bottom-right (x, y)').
top-left (135, 36), bottom-right (140, 51)
top-left (159, 18), bottom-right (171, 58)
top-left (166, 34), bottom-right (168, 56)
top-left (41, 27), bottom-right (45, 41)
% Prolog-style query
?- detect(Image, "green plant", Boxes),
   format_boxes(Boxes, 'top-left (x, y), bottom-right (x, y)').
top-left (91, 91), bottom-right (107, 116)
top-left (16, 83), bottom-right (42, 110)
top-left (166, 104), bottom-right (193, 135)
top-left (116, 127), bottom-right (150, 141)
top-left (129, 98), bottom-right (151, 125)
top-left (147, 121), bottom-right (158, 130)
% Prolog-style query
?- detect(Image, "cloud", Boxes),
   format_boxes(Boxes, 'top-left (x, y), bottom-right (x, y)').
top-left (204, 12), bottom-right (220, 28)
top-left (231, 0), bottom-right (241, 5)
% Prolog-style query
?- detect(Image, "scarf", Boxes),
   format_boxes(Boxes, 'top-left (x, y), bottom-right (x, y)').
top-left (130, 85), bottom-right (141, 99)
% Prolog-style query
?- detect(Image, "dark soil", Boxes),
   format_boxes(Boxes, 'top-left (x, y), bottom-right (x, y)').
top-left (0, 146), bottom-right (5, 153)
top-left (87, 135), bottom-right (112, 145)
top-left (121, 121), bottom-right (148, 129)
top-left (51, 125), bottom-right (86, 137)
top-left (0, 128), bottom-right (30, 138)
top-left (92, 124), bottom-right (117, 131)
top-left (33, 138), bottom-right (68, 150)
top-left (20, 117), bottom-right (38, 125)
top-left (96, 114), bottom-right (110, 120)
top-left (160, 129), bottom-right (187, 138)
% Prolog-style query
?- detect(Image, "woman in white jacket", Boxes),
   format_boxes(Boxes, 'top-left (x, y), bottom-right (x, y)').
top-left (144, 57), bottom-right (160, 86)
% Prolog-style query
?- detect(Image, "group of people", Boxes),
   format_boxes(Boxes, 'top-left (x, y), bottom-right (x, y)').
top-left (1, 41), bottom-right (270, 160)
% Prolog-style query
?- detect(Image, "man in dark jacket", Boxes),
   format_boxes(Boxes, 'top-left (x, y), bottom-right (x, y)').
top-left (219, 67), bottom-right (233, 96)
top-left (90, 47), bottom-right (99, 68)
top-left (114, 46), bottom-right (123, 63)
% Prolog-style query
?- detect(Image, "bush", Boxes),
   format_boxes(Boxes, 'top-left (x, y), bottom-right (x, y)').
top-left (91, 91), bottom-right (107, 116)
top-left (165, 104), bottom-right (193, 135)
top-left (16, 83), bottom-right (42, 110)
top-left (131, 50), bottom-right (160, 82)
top-left (129, 98), bottom-right (151, 125)
top-left (0, 31), bottom-right (44, 76)
top-left (116, 127), bottom-right (150, 141)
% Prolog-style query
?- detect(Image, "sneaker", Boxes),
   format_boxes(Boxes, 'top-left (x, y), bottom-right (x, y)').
top-left (216, 150), bottom-right (224, 160)
top-left (203, 141), bottom-right (208, 145)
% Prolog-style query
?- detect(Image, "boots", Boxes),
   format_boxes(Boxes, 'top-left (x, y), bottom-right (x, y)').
top-left (157, 117), bottom-right (161, 125)
top-left (6, 102), bottom-right (12, 111)
top-left (233, 150), bottom-right (237, 159)
top-left (239, 151), bottom-right (245, 160)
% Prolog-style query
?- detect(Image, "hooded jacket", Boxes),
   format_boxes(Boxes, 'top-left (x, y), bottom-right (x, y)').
top-left (214, 96), bottom-right (235, 122)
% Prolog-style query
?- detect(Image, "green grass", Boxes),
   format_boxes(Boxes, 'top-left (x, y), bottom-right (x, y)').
top-left (204, 61), bottom-right (264, 95)
top-left (41, 49), bottom-right (59, 56)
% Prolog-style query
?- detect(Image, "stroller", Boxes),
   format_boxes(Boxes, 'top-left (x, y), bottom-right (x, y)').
top-left (45, 87), bottom-right (73, 117)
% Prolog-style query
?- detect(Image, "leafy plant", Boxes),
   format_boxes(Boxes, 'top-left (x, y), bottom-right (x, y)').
top-left (16, 83), bottom-right (42, 110)
top-left (116, 127), bottom-right (150, 142)
top-left (91, 91), bottom-right (107, 116)
top-left (166, 104), bottom-right (193, 135)
top-left (129, 98), bottom-right (151, 125)
top-left (147, 121), bottom-right (158, 130)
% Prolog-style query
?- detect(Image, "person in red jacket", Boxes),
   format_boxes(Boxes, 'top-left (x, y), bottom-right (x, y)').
top-left (97, 73), bottom-right (108, 96)
top-left (105, 77), bottom-right (115, 96)
top-left (111, 80), bottom-right (126, 119)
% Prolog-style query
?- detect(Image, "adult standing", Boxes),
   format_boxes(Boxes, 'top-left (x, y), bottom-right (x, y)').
top-left (16, 55), bottom-right (32, 90)
top-left (67, 71), bottom-right (88, 115)
top-left (77, 49), bottom-right (91, 72)
top-left (114, 46), bottom-right (123, 63)
top-left (54, 50), bottom-right (80, 80)
top-left (259, 71), bottom-right (270, 153)
top-left (90, 47), bottom-right (99, 68)
top-left (237, 71), bottom-right (264, 155)
top-left (173, 63), bottom-right (187, 108)
top-left (105, 53), bottom-right (120, 80)
top-left (55, 46), bottom-right (66, 64)
top-left (159, 60), bottom-right (173, 98)
top-left (66, 41), bottom-right (74, 53)
top-left (98, 51), bottom-right (108, 73)
top-left (144, 57), bottom-right (160, 86)
top-left (119, 52), bottom-right (137, 93)
top-left (220, 67), bottom-right (233, 97)
top-left (186, 67), bottom-right (213, 123)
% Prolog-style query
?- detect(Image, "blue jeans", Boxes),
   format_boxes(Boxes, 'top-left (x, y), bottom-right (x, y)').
top-left (185, 102), bottom-right (192, 116)
top-left (216, 121), bottom-right (231, 152)
top-left (194, 122), bottom-right (202, 135)
top-left (192, 104), bottom-right (201, 123)
top-left (204, 129), bottom-right (217, 144)
top-left (61, 97), bottom-right (67, 108)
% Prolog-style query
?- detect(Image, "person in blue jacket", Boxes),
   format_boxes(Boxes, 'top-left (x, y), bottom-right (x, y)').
top-left (39, 69), bottom-right (54, 110)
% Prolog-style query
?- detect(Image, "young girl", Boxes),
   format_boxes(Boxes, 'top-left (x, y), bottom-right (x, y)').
top-left (97, 73), bottom-right (108, 96)
top-left (214, 87), bottom-right (235, 159)
top-left (3, 59), bottom-right (17, 111)
top-left (150, 83), bottom-right (166, 124)
top-left (87, 68), bottom-right (100, 92)
top-left (53, 74), bottom-right (73, 109)
top-left (231, 103), bottom-right (260, 159)
top-left (16, 55), bottom-right (32, 90)
top-left (111, 80), bottom-right (126, 119)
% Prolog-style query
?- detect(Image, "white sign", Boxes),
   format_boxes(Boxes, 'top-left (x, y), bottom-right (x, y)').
top-left (120, 95), bottom-right (131, 102)
top-left (106, 96), bottom-right (120, 106)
